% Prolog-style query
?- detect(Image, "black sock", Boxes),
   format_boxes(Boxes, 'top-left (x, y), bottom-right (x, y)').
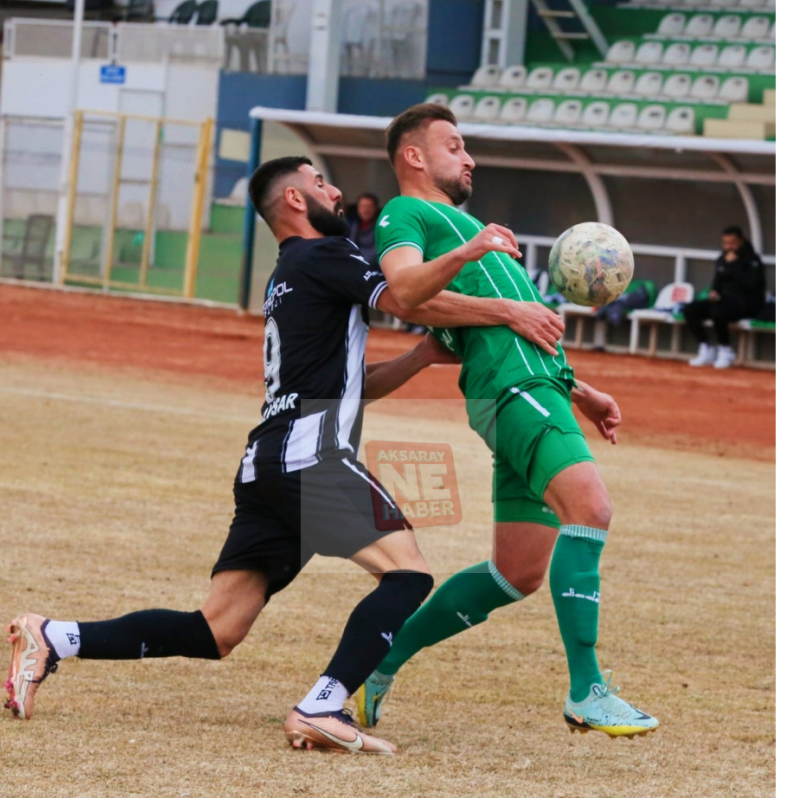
top-left (323, 570), bottom-right (433, 694)
top-left (78, 609), bottom-right (221, 660)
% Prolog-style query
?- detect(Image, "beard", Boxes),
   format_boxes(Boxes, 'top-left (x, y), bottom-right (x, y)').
top-left (306, 195), bottom-right (350, 237)
top-left (433, 171), bottom-right (473, 206)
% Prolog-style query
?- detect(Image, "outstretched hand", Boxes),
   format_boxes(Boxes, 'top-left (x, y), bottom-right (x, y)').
top-left (573, 382), bottom-right (622, 444)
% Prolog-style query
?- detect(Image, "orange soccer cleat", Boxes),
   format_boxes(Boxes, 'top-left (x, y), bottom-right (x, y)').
top-left (284, 707), bottom-right (397, 754)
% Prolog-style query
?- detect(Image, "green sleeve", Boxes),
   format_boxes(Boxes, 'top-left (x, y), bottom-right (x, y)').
top-left (375, 197), bottom-right (428, 263)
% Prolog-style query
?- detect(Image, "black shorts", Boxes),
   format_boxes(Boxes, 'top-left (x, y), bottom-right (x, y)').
top-left (212, 456), bottom-right (410, 600)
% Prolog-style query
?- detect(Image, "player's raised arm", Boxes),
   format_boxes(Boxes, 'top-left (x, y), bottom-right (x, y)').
top-left (380, 224), bottom-right (522, 310)
top-left (377, 288), bottom-right (564, 356)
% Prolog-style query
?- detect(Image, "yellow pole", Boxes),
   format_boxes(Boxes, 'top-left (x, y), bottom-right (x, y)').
top-left (183, 118), bottom-right (213, 298)
top-left (102, 114), bottom-right (126, 289)
top-left (59, 110), bottom-right (84, 285)
top-left (139, 118), bottom-right (163, 288)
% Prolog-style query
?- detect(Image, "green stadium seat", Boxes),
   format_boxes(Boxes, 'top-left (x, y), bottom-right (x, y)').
top-left (526, 98), bottom-right (555, 124)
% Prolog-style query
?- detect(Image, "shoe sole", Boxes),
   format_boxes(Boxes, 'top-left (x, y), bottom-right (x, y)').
top-left (4, 618), bottom-right (28, 719)
top-left (566, 717), bottom-right (659, 740)
top-left (284, 729), bottom-right (394, 755)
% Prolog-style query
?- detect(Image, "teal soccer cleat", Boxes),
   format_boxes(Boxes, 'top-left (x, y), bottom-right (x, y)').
top-left (355, 671), bottom-right (395, 728)
top-left (563, 671), bottom-right (660, 739)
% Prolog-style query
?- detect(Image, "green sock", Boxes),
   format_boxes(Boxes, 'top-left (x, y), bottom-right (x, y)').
top-left (549, 524), bottom-right (607, 702)
top-left (377, 560), bottom-right (524, 676)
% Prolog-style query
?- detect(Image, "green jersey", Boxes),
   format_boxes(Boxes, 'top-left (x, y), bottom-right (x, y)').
top-left (375, 195), bottom-right (575, 400)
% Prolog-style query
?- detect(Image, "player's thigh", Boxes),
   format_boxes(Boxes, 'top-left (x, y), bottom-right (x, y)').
top-left (543, 460), bottom-right (612, 529)
top-left (493, 521), bottom-right (558, 595)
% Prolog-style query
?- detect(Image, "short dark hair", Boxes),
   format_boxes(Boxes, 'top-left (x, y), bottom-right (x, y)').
top-left (722, 225), bottom-right (746, 239)
top-left (357, 192), bottom-right (379, 206)
top-left (385, 103), bottom-right (458, 165)
top-left (248, 156), bottom-right (312, 226)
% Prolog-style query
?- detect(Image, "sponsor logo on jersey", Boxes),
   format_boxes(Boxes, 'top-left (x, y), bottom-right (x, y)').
top-left (350, 253), bottom-right (371, 266)
top-left (263, 392), bottom-right (299, 420)
top-left (263, 281), bottom-right (293, 315)
top-left (361, 270), bottom-right (382, 281)
top-left (378, 215), bottom-right (390, 228)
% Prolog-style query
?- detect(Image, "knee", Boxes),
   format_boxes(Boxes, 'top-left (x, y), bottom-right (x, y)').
top-left (563, 492), bottom-right (612, 530)
top-left (509, 570), bottom-right (546, 597)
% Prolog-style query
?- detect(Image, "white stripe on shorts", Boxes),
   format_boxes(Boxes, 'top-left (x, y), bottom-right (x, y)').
top-left (509, 386), bottom-right (550, 418)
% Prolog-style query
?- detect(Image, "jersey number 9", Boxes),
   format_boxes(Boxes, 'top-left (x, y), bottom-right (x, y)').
top-left (264, 317), bottom-right (282, 404)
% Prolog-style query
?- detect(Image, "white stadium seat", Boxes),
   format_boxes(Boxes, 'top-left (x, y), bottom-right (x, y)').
top-left (633, 72), bottom-right (663, 97)
top-left (553, 100), bottom-right (583, 126)
top-left (662, 73), bottom-right (692, 99)
top-left (470, 64), bottom-right (501, 88)
top-left (745, 45), bottom-right (775, 70)
top-left (685, 15), bottom-right (714, 38)
top-left (526, 66), bottom-right (554, 92)
top-left (765, 0), bottom-right (774, 7)
top-left (710, 0), bottom-right (736, 7)
top-left (499, 65), bottom-right (527, 90)
top-left (769, 21), bottom-right (775, 41)
top-left (662, 43), bottom-right (691, 66)
top-left (718, 75), bottom-right (749, 102)
top-left (425, 93), bottom-right (449, 105)
top-left (472, 96), bottom-right (501, 122)
top-left (581, 101), bottom-right (610, 128)
top-left (718, 44), bottom-right (747, 68)
top-left (579, 69), bottom-right (608, 93)
top-left (606, 70), bottom-right (635, 95)
top-left (739, 0), bottom-right (766, 6)
top-left (689, 74), bottom-right (720, 99)
top-left (713, 15), bottom-right (742, 38)
top-left (740, 17), bottom-right (770, 40)
top-left (449, 94), bottom-right (475, 120)
top-left (553, 67), bottom-right (581, 92)
top-left (635, 41), bottom-right (664, 65)
top-left (689, 44), bottom-right (719, 67)
top-left (665, 106), bottom-right (695, 135)
top-left (657, 13), bottom-right (686, 36)
top-left (526, 98), bottom-right (555, 125)
top-left (499, 97), bottom-right (527, 123)
top-left (637, 105), bottom-right (667, 132)
top-left (608, 103), bottom-right (638, 130)
top-left (683, 0), bottom-right (706, 6)
top-left (606, 40), bottom-right (636, 64)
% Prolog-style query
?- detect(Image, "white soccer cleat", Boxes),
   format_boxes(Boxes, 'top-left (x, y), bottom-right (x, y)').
top-left (713, 345), bottom-right (736, 369)
top-left (689, 343), bottom-right (716, 367)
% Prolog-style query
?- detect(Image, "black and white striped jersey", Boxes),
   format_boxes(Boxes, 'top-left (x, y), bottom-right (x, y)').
top-left (240, 235), bottom-right (388, 479)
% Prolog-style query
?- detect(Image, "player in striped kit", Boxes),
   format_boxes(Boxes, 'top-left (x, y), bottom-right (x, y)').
top-left (358, 104), bottom-right (659, 738)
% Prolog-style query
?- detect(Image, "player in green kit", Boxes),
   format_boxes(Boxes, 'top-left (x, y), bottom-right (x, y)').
top-left (356, 103), bottom-right (659, 738)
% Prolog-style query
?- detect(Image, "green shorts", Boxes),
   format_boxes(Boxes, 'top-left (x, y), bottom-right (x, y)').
top-left (469, 380), bottom-right (594, 529)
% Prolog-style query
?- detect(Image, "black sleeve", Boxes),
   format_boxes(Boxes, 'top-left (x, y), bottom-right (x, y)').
top-left (301, 237), bottom-right (388, 309)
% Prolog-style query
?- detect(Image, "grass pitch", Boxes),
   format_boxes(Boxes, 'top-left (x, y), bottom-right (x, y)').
top-left (0, 358), bottom-right (774, 797)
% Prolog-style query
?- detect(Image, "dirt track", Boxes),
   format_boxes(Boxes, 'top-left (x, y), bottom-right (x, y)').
top-left (0, 283), bottom-right (774, 460)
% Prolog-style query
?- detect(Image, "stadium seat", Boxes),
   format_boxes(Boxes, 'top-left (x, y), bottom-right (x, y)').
top-left (581, 101), bottom-right (610, 128)
top-left (553, 67), bottom-right (581, 92)
top-left (579, 69), bottom-right (608, 93)
top-left (657, 13), bottom-right (686, 36)
top-left (449, 94), bottom-right (475, 119)
top-left (499, 97), bottom-right (527, 123)
top-left (685, 15), bottom-right (714, 38)
top-left (472, 96), bottom-right (501, 123)
top-left (628, 282), bottom-right (695, 356)
top-left (713, 15), bottom-right (742, 38)
top-left (765, 0), bottom-right (775, 7)
top-left (526, 98), bottom-right (555, 125)
top-left (709, 0), bottom-right (737, 7)
top-left (689, 44), bottom-right (719, 68)
top-left (745, 45), bottom-right (774, 70)
top-left (739, 0), bottom-right (766, 6)
top-left (499, 65), bottom-right (527, 90)
top-left (637, 104), bottom-right (667, 132)
top-left (718, 44), bottom-right (747, 68)
top-left (689, 74), bottom-right (720, 100)
top-left (607, 70), bottom-right (635, 95)
top-left (663, 42), bottom-right (691, 66)
top-left (635, 41), bottom-right (664, 65)
top-left (606, 40), bottom-right (636, 64)
top-left (425, 92), bottom-right (449, 105)
top-left (470, 64), bottom-right (501, 88)
top-left (683, 0), bottom-right (706, 6)
top-left (553, 100), bottom-right (583, 126)
top-left (769, 21), bottom-right (775, 40)
top-left (662, 73), bottom-right (692, 99)
top-left (665, 106), bottom-right (695, 134)
top-left (719, 75), bottom-right (749, 102)
top-left (608, 103), bottom-right (638, 130)
top-left (634, 72), bottom-right (663, 97)
top-left (526, 66), bottom-right (554, 92)
top-left (740, 16), bottom-right (770, 40)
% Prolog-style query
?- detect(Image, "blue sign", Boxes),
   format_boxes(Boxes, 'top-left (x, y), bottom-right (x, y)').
top-left (100, 65), bottom-right (126, 85)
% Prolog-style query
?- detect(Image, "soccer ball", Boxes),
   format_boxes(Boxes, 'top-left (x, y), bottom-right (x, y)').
top-left (548, 222), bottom-right (634, 307)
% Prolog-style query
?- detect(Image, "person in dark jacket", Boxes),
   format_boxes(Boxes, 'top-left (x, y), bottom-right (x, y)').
top-left (348, 193), bottom-right (380, 266)
top-left (685, 225), bottom-right (766, 369)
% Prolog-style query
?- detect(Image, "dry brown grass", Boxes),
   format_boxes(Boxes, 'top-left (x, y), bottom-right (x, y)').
top-left (0, 358), bottom-right (774, 797)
